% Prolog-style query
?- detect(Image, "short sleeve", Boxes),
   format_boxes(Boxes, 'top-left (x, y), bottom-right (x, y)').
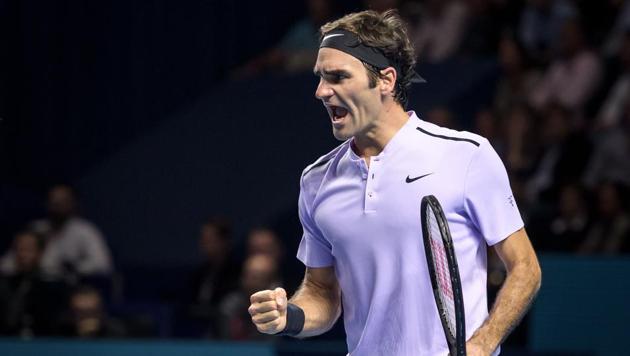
top-left (463, 141), bottom-right (524, 246)
top-left (296, 175), bottom-right (334, 267)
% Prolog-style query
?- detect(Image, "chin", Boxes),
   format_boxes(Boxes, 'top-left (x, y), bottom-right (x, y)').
top-left (332, 128), bottom-right (352, 141)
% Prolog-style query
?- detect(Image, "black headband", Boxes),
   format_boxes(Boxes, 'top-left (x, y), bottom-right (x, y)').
top-left (319, 29), bottom-right (426, 83)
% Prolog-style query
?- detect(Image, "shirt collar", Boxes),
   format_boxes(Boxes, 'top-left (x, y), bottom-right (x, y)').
top-left (380, 111), bottom-right (420, 156)
top-left (348, 111), bottom-right (419, 161)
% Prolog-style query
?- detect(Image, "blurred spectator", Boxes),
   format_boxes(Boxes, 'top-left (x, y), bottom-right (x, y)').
top-left (232, 0), bottom-right (336, 78)
top-left (246, 227), bottom-right (284, 262)
top-left (583, 99), bottom-right (630, 188)
top-left (59, 285), bottom-right (126, 338)
top-left (192, 217), bottom-right (240, 307)
top-left (493, 33), bottom-right (540, 119)
top-left (0, 185), bottom-right (113, 279)
top-left (578, 182), bottom-right (630, 254)
top-left (411, 0), bottom-right (469, 63)
top-left (594, 32), bottom-right (630, 130)
top-left (517, 0), bottom-right (577, 64)
top-left (187, 216), bottom-right (240, 337)
top-left (502, 105), bottom-right (536, 175)
top-left (474, 109), bottom-right (503, 151)
top-left (218, 253), bottom-right (281, 340)
top-left (530, 183), bottom-right (591, 251)
top-left (525, 103), bottom-right (592, 203)
top-left (0, 231), bottom-right (66, 336)
top-left (457, 0), bottom-right (504, 57)
top-left (529, 18), bottom-right (602, 115)
top-left (425, 106), bottom-right (458, 129)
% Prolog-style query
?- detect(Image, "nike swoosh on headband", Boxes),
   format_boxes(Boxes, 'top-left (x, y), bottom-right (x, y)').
top-left (322, 33), bottom-right (344, 42)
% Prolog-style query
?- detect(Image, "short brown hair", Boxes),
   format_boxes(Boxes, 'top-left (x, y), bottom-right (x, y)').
top-left (320, 10), bottom-right (416, 106)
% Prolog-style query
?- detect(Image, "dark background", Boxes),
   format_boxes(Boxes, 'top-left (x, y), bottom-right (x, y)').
top-left (2, 0), bottom-right (630, 355)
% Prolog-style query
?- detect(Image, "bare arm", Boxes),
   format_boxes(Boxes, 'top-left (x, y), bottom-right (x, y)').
top-left (290, 266), bottom-right (342, 337)
top-left (249, 266), bottom-right (341, 338)
top-left (467, 228), bottom-right (542, 355)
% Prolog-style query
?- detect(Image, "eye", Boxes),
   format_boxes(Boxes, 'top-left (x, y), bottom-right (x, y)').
top-left (326, 73), bottom-right (346, 83)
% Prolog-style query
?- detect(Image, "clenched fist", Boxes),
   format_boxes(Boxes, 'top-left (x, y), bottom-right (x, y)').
top-left (248, 287), bottom-right (288, 334)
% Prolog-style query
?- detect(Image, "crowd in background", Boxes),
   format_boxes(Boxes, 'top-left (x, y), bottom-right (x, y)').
top-left (0, 185), bottom-right (287, 340)
top-left (235, 0), bottom-right (630, 257)
top-left (2, 0), bottom-right (630, 345)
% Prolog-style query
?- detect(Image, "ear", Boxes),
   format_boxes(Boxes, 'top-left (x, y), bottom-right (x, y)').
top-left (378, 67), bottom-right (397, 97)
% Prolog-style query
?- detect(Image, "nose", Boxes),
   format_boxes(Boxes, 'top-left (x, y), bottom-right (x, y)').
top-left (315, 79), bottom-right (333, 100)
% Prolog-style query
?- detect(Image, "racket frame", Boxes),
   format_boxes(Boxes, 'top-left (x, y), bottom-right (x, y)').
top-left (421, 195), bottom-right (466, 356)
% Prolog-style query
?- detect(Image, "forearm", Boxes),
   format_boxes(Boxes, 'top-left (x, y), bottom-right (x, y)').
top-left (289, 277), bottom-right (341, 337)
top-left (470, 259), bottom-right (541, 352)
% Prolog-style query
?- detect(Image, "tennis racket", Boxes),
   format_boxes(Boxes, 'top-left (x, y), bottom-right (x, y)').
top-left (421, 195), bottom-right (466, 356)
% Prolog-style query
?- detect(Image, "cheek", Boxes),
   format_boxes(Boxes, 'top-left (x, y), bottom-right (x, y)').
top-left (340, 80), bottom-right (380, 117)
top-left (353, 91), bottom-right (381, 114)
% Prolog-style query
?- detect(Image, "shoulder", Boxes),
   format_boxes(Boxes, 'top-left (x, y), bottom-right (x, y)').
top-left (298, 141), bottom-right (350, 202)
top-left (301, 140), bottom-right (350, 182)
top-left (68, 218), bottom-right (104, 238)
top-left (414, 119), bottom-right (488, 152)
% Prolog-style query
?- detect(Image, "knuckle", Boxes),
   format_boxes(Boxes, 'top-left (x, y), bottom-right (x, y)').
top-left (250, 293), bottom-right (259, 303)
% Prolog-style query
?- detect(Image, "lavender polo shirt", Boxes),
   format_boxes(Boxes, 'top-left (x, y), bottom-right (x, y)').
top-left (296, 112), bottom-right (523, 355)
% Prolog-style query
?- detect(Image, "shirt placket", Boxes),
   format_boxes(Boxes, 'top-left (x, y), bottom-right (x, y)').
top-left (363, 157), bottom-right (381, 213)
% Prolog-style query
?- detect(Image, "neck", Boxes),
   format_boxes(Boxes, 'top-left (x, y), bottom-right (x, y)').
top-left (352, 103), bottom-right (409, 158)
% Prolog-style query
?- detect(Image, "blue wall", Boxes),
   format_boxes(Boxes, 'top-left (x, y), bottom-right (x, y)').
top-left (530, 255), bottom-right (630, 356)
top-left (0, 339), bottom-right (275, 356)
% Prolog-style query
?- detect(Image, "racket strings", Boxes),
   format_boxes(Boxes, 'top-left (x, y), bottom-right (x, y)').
top-left (427, 208), bottom-right (457, 338)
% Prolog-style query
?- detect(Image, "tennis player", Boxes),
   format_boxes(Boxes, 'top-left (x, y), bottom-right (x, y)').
top-left (248, 10), bottom-right (541, 356)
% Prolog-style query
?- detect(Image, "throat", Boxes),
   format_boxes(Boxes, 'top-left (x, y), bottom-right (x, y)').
top-left (350, 140), bottom-right (381, 167)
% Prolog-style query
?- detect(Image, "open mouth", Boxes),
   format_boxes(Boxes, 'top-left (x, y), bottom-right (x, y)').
top-left (327, 105), bottom-right (349, 123)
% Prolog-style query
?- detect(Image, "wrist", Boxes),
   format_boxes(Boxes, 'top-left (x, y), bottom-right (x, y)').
top-left (468, 329), bottom-right (499, 354)
top-left (276, 303), bottom-right (305, 337)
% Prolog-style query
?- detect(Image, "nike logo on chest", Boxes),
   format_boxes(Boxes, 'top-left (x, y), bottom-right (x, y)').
top-left (405, 173), bottom-right (433, 183)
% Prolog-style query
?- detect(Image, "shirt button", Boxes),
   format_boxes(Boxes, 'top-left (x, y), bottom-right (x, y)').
top-left (368, 192), bottom-right (373, 197)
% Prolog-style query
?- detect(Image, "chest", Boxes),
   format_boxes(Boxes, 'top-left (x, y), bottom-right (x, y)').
top-left (311, 151), bottom-right (468, 250)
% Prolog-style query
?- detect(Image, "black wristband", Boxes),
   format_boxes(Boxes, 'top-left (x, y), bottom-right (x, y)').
top-left (276, 303), bottom-right (305, 337)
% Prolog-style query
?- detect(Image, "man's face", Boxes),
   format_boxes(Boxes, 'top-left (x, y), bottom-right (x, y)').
top-left (314, 48), bottom-right (383, 141)
top-left (199, 225), bottom-right (227, 262)
top-left (15, 233), bottom-right (41, 272)
top-left (48, 186), bottom-right (76, 221)
top-left (247, 230), bottom-right (282, 261)
top-left (241, 254), bottom-right (277, 295)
